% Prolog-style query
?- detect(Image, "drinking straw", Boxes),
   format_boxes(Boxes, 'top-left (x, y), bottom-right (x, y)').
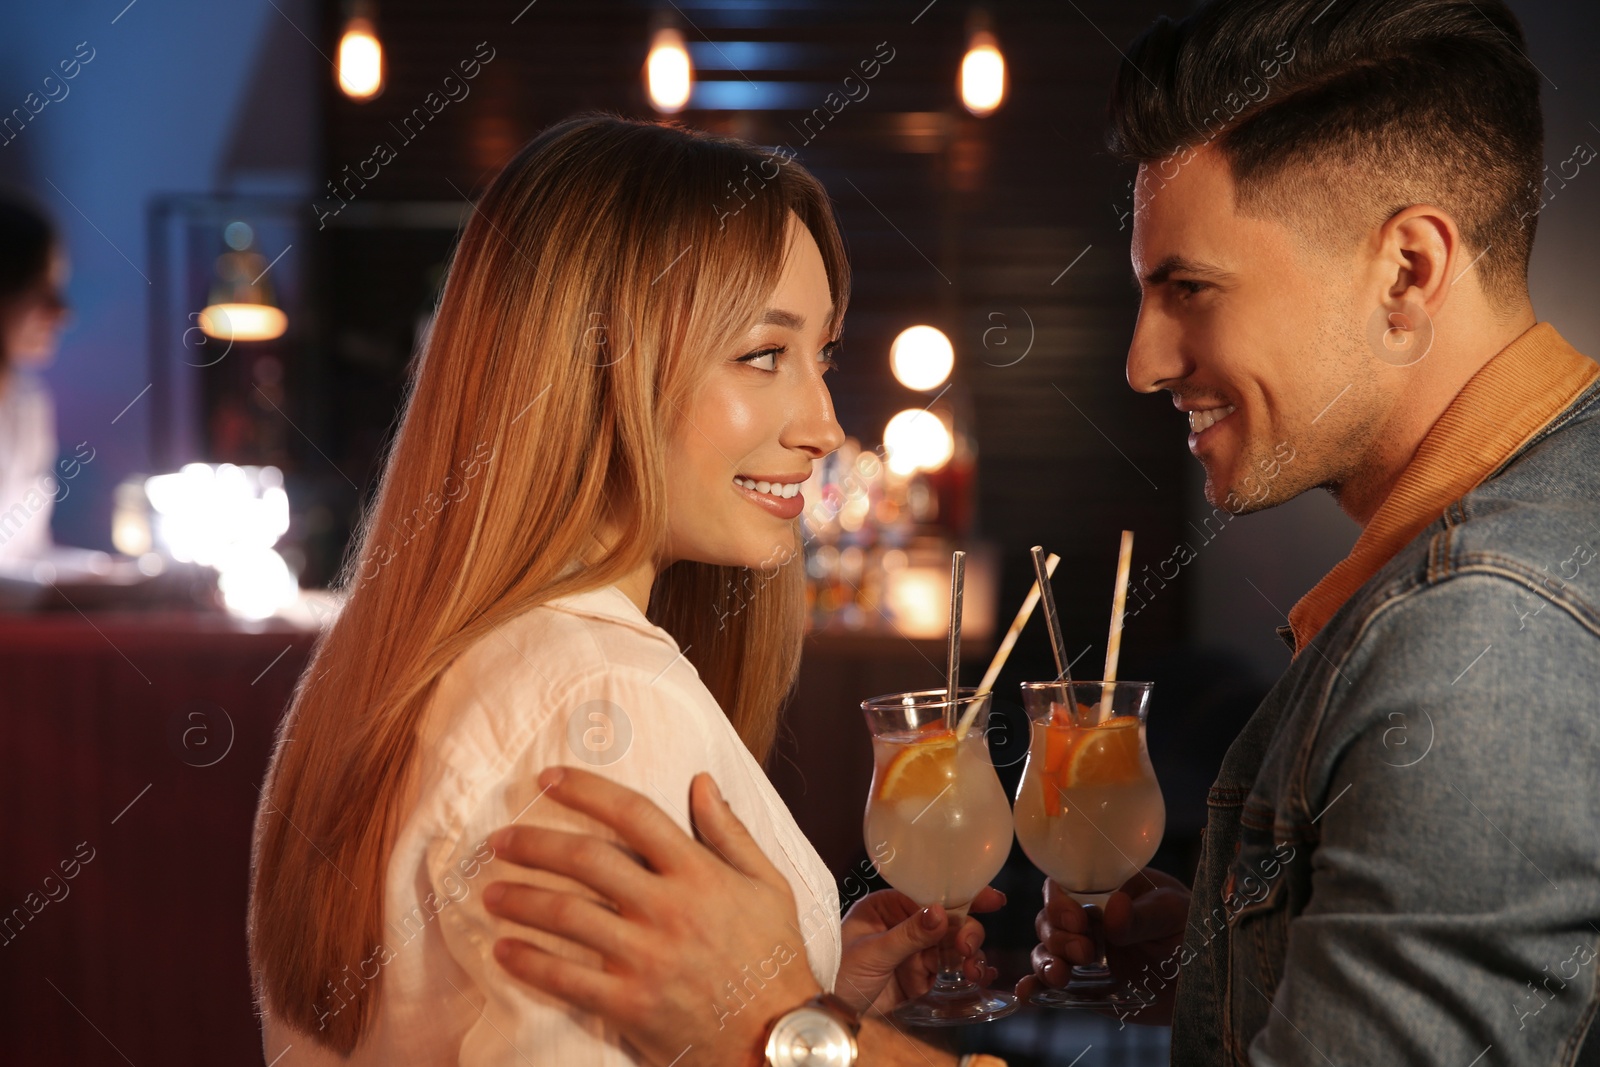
top-left (945, 550), bottom-right (965, 731)
top-left (954, 552), bottom-right (1060, 740)
top-left (1031, 545), bottom-right (1070, 684)
top-left (1098, 530), bottom-right (1135, 721)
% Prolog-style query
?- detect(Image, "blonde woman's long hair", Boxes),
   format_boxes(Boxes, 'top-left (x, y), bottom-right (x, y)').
top-left (248, 114), bottom-right (850, 1054)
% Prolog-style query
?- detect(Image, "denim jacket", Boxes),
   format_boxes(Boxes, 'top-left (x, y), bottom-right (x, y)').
top-left (1167, 378), bottom-right (1600, 1065)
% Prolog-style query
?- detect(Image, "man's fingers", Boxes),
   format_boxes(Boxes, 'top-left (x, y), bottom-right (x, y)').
top-left (1041, 881), bottom-right (1089, 934)
top-left (492, 937), bottom-right (627, 1017)
top-left (1041, 878), bottom-right (1075, 921)
top-left (688, 773), bottom-right (787, 888)
top-left (483, 882), bottom-right (636, 961)
top-left (484, 826), bottom-right (653, 911)
top-left (1034, 909), bottom-right (1096, 963)
top-left (1104, 886), bottom-right (1190, 947)
top-left (1125, 866), bottom-right (1191, 897)
top-left (1029, 943), bottom-right (1071, 988)
top-left (1034, 906), bottom-right (1079, 945)
top-left (522, 766), bottom-right (695, 874)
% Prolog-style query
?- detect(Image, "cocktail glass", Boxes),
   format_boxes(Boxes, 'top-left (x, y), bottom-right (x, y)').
top-left (862, 687), bottom-right (1018, 1026)
top-left (1013, 680), bottom-right (1163, 1009)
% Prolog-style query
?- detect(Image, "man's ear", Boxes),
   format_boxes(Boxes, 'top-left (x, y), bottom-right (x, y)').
top-left (1360, 205), bottom-right (1464, 367)
top-left (1374, 204), bottom-right (1463, 318)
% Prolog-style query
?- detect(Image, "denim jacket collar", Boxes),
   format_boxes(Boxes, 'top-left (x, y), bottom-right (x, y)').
top-left (1285, 322), bottom-right (1600, 656)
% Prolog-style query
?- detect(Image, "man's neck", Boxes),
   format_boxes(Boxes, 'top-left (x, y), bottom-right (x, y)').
top-left (1332, 306), bottom-right (1537, 527)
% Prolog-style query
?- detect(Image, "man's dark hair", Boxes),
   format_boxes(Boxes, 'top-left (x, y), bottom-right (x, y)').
top-left (1109, 0), bottom-right (1544, 306)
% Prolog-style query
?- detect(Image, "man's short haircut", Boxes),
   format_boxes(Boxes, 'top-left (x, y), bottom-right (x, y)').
top-left (1108, 0), bottom-right (1544, 306)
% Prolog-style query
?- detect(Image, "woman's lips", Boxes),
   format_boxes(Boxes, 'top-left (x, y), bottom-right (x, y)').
top-left (733, 476), bottom-right (806, 520)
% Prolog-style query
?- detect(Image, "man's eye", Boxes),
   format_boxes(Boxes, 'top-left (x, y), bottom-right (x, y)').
top-left (1174, 280), bottom-right (1207, 296)
top-left (738, 346), bottom-right (782, 371)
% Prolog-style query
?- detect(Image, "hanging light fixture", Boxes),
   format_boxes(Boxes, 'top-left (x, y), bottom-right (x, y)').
top-left (646, 26), bottom-right (692, 113)
top-left (337, 0), bottom-right (385, 100)
top-left (198, 221), bottom-right (288, 343)
top-left (960, 12), bottom-right (1006, 117)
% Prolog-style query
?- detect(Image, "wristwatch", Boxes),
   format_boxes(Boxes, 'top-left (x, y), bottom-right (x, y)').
top-left (762, 992), bottom-right (860, 1067)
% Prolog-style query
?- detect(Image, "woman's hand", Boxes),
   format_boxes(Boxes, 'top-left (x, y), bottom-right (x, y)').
top-left (481, 767), bottom-right (821, 1067)
top-left (1016, 867), bottom-right (1191, 1025)
top-left (834, 886), bottom-right (1005, 1016)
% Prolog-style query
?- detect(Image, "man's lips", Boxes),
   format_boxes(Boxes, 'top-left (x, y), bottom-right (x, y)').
top-left (1185, 403), bottom-right (1236, 434)
top-left (1181, 401), bottom-right (1238, 455)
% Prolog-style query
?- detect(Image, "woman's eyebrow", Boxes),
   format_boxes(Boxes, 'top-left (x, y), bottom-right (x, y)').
top-left (757, 304), bottom-right (836, 330)
top-left (759, 308), bottom-right (805, 329)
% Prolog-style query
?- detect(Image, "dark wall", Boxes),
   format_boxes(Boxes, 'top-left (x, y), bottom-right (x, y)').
top-left (312, 0), bottom-right (1193, 662)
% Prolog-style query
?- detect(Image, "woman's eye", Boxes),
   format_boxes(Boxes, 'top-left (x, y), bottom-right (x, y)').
top-left (737, 346), bottom-right (782, 371)
top-left (819, 341), bottom-right (840, 371)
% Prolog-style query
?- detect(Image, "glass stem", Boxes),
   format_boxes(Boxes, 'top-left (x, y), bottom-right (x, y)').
top-left (932, 905), bottom-right (972, 989)
top-left (1073, 903), bottom-right (1113, 983)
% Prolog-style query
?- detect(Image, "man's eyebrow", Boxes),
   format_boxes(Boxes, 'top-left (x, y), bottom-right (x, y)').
top-left (1133, 255), bottom-right (1234, 287)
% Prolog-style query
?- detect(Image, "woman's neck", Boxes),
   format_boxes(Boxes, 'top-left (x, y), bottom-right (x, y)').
top-left (589, 519), bottom-right (658, 613)
top-left (613, 559), bottom-right (655, 614)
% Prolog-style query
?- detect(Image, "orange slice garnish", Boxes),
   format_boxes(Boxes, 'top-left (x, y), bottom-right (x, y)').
top-left (1060, 718), bottom-right (1142, 787)
top-left (878, 728), bottom-right (959, 801)
top-left (1040, 711), bottom-right (1144, 815)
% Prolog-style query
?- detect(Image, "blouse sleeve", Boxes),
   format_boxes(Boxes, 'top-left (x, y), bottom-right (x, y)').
top-left (0, 375), bottom-right (57, 560)
top-left (429, 663), bottom-right (717, 1066)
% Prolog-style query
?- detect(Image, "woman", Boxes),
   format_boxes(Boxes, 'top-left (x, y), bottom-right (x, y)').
top-left (249, 116), bottom-right (995, 1066)
top-left (0, 194), bottom-right (70, 561)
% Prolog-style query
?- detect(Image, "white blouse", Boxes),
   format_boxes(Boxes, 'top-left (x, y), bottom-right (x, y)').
top-left (0, 370), bottom-right (56, 560)
top-left (260, 583), bottom-right (842, 1066)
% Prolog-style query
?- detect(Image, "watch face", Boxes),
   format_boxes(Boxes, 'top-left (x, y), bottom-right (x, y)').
top-left (764, 1007), bottom-right (858, 1067)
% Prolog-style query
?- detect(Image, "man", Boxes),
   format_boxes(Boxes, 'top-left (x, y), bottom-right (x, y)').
top-left (1021, 0), bottom-right (1600, 1062)
top-left (456, 2), bottom-right (1600, 1064)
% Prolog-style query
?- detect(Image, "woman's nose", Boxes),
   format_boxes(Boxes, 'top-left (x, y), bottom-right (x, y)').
top-left (786, 373), bottom-right (845, 458)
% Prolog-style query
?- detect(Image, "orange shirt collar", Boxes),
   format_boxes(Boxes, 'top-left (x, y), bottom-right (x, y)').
top-left (1286, 322), bottom-right (1600, 656)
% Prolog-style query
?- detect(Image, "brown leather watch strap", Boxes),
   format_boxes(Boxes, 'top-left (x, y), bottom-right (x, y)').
top-left (807, 992), bottom-right (861, 1033)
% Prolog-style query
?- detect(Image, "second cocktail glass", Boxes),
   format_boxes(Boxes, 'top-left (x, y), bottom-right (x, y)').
top-left (861, 687), bottom-right (1017, 1026)
top-left (1013, 680), bottom-right (1164, 1009)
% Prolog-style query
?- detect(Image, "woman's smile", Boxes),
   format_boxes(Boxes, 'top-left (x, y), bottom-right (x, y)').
top-left (732, 472), bottom-right (809, 519)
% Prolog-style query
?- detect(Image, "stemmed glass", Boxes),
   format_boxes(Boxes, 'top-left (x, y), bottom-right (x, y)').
top-left (1012, 680), bottom-right (1164, 1009)
top-left (861, 687), bottom-right (1018, 1025)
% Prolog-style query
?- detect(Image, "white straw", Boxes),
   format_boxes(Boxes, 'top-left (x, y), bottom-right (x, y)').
top-left (945, 550), bottom-right (965, 731)
top-left (955, 552), bottom-right (1060, 740)
top-left (1098, 530), bottom-right (1134, 721)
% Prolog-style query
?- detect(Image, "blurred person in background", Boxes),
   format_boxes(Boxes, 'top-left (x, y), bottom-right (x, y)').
top-left (0, 193), bottom-right (70, 562)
